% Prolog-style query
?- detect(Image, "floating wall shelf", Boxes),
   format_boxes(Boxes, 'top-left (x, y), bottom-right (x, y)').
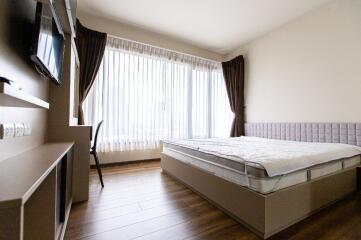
top-left (0, 82), bottom-right (50, 109)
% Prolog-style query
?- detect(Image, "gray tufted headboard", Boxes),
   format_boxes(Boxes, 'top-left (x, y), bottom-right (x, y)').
top-left (244, 123), bottom-right (361, 147)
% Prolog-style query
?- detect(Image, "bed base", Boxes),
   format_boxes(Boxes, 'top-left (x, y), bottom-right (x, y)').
top-left (161, 153), bottom-right (358, 239)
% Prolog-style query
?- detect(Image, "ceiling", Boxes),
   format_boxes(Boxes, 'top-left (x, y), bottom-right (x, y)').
top-left (78, 0), bottom-right (332, 55)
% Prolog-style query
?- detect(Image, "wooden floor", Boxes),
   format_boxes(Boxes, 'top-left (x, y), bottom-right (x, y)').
top-left (65, 160), bottom-right (361, 240)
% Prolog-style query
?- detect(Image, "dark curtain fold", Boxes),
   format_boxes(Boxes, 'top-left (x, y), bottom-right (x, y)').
top-left (76, 19), bottom-right (107, 125)
top-left (221, 55), bottom-right (245, 137)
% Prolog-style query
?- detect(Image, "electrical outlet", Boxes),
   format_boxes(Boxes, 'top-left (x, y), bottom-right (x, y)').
top-left (15, 123), bottom-right (25, 137)
top-left (23, 123), bottom-right (32, 136)
top-left (0, 124), bottom-right (15, 139)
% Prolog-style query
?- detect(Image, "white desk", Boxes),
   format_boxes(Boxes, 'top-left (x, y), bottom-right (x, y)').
top-left (0, 143), bottom-right (74, 240)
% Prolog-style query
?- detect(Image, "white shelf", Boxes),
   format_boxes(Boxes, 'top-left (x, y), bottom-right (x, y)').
top-left (0, 82), bottom-right (50, 109)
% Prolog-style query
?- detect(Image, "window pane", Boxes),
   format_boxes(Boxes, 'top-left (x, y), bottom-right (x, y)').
top-left (191, 69), bottom-right (209, 138)
top-left (84, 48), bottom-right (233, 152)
top-left (211, 72), bottom-right (234, 137)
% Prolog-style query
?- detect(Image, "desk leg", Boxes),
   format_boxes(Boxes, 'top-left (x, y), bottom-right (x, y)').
top-left (0, 206), bottom-right (24, 240)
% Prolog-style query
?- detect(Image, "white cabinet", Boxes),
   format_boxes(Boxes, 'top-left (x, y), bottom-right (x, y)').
top-left (0, 143), bottom-right (74, 240)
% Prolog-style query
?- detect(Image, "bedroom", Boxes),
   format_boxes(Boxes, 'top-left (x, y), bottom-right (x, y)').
top-left (0, 0), bottom-right (360, 239)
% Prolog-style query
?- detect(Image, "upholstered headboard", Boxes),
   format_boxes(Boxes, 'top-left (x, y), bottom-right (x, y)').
top-left (244, 123), bottom-right (361, 147)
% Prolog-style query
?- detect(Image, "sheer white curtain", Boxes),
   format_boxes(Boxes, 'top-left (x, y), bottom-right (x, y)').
top-left (83, 36), bottom-right (233, 152)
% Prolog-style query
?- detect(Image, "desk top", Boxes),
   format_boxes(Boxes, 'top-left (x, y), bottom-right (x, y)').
top-left (0, 143), bottom-right (74, 209)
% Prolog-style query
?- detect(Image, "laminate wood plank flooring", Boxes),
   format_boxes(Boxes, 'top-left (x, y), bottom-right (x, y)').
top-left (65, 160), bottom-right (361, 240)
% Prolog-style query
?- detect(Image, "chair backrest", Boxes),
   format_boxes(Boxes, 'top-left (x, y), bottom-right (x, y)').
top-left (92, 120), bottom-right (104, 151)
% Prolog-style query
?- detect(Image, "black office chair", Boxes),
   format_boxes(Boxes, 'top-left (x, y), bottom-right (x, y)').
top-left (90, 120), bottom-right (104, 187)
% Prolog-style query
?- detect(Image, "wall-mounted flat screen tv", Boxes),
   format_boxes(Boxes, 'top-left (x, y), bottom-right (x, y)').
top-left (30, 2), bottom-right (65, 85)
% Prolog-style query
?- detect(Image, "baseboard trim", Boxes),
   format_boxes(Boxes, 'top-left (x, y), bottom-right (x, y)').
top-left (90, 158), bottom-right (160, 169)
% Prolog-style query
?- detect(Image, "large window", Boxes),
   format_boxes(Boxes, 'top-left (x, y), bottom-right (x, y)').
top-left (83, 37), bottom-right (233, 152)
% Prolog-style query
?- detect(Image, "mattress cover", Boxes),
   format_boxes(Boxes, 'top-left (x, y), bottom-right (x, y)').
top-left (163, 143), bottom-right (269, 178)
top-left (162, 147), bottom-right (361, 194)
top-left (163, 136), bottom-right (361, 177)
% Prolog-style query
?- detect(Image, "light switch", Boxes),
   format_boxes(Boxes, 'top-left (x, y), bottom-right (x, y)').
top-left (23, 123), bottom-right (32, 136)
top-left (0, 124), bottom-right (15, 139)
top-left (15, 123), bottom-right (25, 137)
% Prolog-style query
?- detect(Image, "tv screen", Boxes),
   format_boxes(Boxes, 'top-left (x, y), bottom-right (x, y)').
top-left (31, 2), bottom-right (64, 85)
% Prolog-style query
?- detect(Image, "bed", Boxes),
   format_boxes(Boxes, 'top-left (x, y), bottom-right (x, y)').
top-left (160, 122), bottom-right (361, 239)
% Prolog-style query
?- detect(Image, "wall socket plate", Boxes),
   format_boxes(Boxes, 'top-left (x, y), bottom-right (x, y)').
top-left (0, 124), bottom-right (15, 139)
top-left (15, 123), bottom-right (25, 137)
top-left (23, 123), bottom-right (31, 136)
top-left (0, 123), bottom-right (31, 139)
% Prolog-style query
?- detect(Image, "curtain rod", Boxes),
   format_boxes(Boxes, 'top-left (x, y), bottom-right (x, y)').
top-left (107, 34), bottom-right (221, 64)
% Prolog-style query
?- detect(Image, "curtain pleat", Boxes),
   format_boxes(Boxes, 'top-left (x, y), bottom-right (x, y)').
top-left (221, 55), bottom-right (245, 137)
top-left (76, 20), bottom-right (107, 125)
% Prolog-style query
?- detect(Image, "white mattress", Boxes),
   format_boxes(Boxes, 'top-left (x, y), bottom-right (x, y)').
top-left (162, 147), bottom-right (361, 194)
top-left (163, 136), bottom-right (361, 177)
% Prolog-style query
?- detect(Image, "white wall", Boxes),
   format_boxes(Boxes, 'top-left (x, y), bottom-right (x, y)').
top-left (228, 0), bottom-right (361, 123)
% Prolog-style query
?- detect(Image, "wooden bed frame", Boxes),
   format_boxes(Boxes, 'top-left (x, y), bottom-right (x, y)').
top-left (161, 153), bottom-right (358, 239)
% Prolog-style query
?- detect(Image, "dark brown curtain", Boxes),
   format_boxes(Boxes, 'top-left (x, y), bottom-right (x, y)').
top-left (76, 20), bottom-right (107, 125)
top-left (221, 55), bottom-right (245, 137)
